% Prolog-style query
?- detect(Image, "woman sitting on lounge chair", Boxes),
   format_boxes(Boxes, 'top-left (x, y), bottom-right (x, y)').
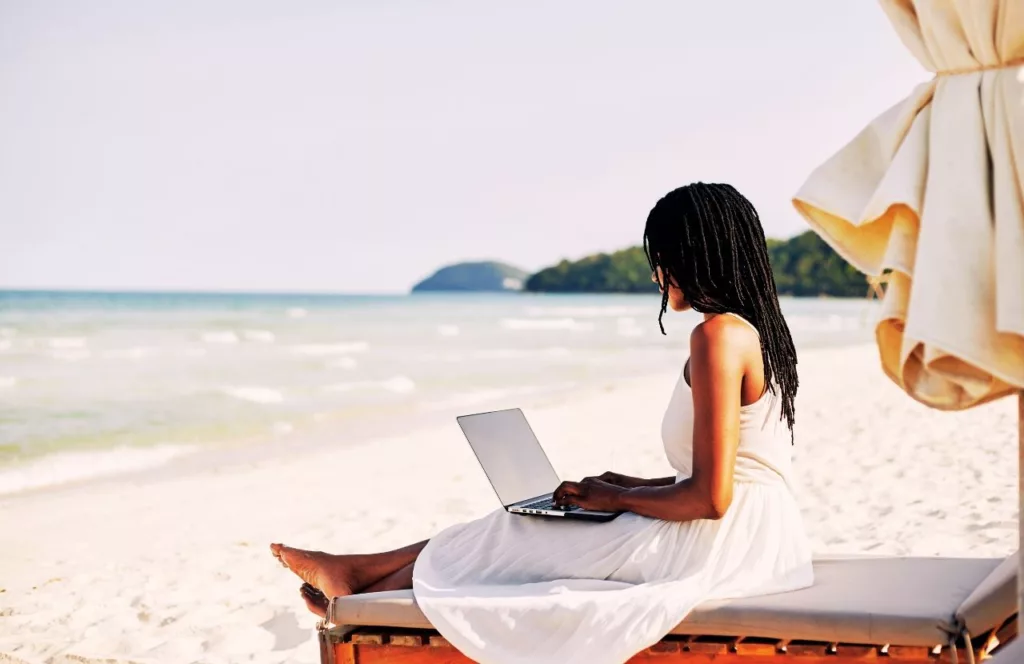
top-left (271, 182), bottom-right (815, 664)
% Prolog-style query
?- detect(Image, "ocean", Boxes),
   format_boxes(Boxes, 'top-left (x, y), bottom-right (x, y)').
top-left (0, 290), bottom-right (879, 495)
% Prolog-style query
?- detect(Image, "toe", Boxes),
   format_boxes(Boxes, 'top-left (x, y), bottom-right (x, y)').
top-left (300, 584), bottom-right (329, 618)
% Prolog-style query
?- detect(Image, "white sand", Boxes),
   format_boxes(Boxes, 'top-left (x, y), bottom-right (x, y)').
top-left (0, 345), bottom-right (1018, 663)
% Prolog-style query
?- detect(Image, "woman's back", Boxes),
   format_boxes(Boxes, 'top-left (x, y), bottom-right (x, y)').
top-left (662, 313), bottom-right (795, 489)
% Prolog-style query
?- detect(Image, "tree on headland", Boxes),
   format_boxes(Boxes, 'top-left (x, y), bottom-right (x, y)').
top-left (524, 247), bottom-right (658, 293)
top-left (765, 232), bottom-right (865, 297)
top-left (524, 231), bottom-right (866, 297)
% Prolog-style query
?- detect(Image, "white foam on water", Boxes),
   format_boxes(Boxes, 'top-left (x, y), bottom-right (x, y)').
top-left (437, 325), bottom-right (460, 337)
top-left (289, 342), bottom-right (369, 356)
top-left (0, 376), bottom-right (17, 389)
top-left (616, 317), bottom-right (645, 337)
top-left (50, 349), bottom-right (91, 362)
top-left (0, 444), bottom-right (194, 496)
top-left (242, 329), bottom-right (276, 343)
top-left (49, 337), bottom-right (88, 349)
top-left (287, 307), bottom-right (308, 319)
top-left (202, 331), bottom-right (240, 344)
top-left (0, 327), bottom-right (16, 337)
top-left (324, 375), bottom-right (416, 394)
top-left (100, 347), bottom-right (154, 361)
top-left (501, 318), bottom-right (595, 332)
top-left (0, 339), bottom-right (11, 351)
top-left (524, 306), bottom-right (643, 318)
top-left (272, 421), bottom-right (294, 435)
top-left (220, 386), bottom-right (285, 404)
top-left (327, 357), bottom-right (358, 369)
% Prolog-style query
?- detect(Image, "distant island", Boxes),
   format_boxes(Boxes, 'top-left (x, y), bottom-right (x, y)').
top-left (414, 232), bottom-right (868, 297)
top-left (411, 261), bottom-right (528, 293)
top-left (524, 231), bottom-right (866, 297)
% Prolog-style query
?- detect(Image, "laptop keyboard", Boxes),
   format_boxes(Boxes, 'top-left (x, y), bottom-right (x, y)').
top-left (522, 497), bottom-right (580, 512)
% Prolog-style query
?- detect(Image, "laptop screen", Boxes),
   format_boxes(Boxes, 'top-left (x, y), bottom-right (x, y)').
top-left (457, 408), bottom-right (561, 507)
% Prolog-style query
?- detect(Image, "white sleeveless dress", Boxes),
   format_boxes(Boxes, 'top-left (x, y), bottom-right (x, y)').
top-left (413, 332), bottom-right (814, 664)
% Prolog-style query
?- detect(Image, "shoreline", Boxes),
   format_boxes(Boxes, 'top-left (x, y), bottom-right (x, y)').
top-left (0, 368), bottom-right (669, 505)
top-left (0, 333), bottom-right (876, 502)
top-left (1, 343), bottom-right (1018, 664)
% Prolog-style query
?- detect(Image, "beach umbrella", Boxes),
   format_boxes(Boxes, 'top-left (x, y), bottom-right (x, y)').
top-left (792, 0), bottom-right (1024, 641)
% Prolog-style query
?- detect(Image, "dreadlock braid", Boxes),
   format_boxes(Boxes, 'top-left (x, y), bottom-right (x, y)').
top-left (643, 182), bottom-right (799, 439)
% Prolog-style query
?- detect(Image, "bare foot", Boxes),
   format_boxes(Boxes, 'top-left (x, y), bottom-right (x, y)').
top-left (270, 543), bottom-right (362, 599)
top-left (300, 583), bottom-right (329, 618)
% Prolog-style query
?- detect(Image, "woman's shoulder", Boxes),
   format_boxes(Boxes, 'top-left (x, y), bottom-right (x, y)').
top-left (689, 314), bottom-right (760, 356)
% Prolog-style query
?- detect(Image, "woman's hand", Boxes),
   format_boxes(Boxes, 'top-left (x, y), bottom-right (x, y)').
top-left (582, 471), bottom-right (641, 488)
top-left (553, 478), bottom-right (627, 512)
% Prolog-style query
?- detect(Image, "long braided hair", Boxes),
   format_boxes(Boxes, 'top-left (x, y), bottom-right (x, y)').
top-left (643, 182), bottom-right (798, 437)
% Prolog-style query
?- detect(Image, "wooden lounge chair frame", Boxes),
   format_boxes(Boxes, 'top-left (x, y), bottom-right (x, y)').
top-left (318, 613), bottom-right (1018, 664)
top-left (315, 552), bottom-right (1020, 664)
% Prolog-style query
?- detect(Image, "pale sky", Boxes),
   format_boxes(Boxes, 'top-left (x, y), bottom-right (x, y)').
top-left (0, 1), bottom-right (925, 294)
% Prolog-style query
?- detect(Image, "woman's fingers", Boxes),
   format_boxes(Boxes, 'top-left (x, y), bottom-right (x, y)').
top-left (554, 481), bottom-right (584, 504)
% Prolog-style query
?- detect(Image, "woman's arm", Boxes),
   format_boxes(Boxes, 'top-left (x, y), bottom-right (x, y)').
top-left (583, 471), bottom-right (676, 489)
top-left (555, 318), bottom-right (745, 520)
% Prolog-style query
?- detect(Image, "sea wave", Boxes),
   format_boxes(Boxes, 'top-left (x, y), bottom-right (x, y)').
top-left (49, 337), bottom-right (88, 349)
top-left (523, 306), bottom-right (645, 318)
top-left (327, 357), bottom-right (358, 369)
top-left (437, 325), bottom-right (460, 337)
top-left (100, 347), bottom-right (155, 361)
top-left (0, 444), bottom-right (194, 496)
top-left (220, 386), bottom-right (285, 404)
top-left (0, 327), bottom-right (16, 337)
top-left (202, 331), bottom-right (240, 344)
top-left (287, 307), bottom-right (308, 319)
top-left (616, 317), bottom-right (645, 337)
top-left (501, 318), bottom-right (595, 332)
top-left (242, 329), bottom-right (276, 343)
top-left (50, 349), bottom-right (91, 362)
top-left (289, 342), bottom-right (369, 356)
top-left (0, 339), bottom-right (10, 351)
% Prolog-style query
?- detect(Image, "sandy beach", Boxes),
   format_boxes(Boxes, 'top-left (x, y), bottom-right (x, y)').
top-left (0, 344), bottom-right (1018, 664)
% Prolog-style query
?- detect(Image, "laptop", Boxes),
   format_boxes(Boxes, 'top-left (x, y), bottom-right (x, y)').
top-left (456, 408), bottom-right (620, 522)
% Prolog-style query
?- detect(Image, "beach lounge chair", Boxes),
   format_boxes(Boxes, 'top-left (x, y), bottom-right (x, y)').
top-left (317, 552), bottom-right (1018, 663)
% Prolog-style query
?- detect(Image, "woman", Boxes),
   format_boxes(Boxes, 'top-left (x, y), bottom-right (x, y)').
top-left (271, 183), bottom-right (813, 664)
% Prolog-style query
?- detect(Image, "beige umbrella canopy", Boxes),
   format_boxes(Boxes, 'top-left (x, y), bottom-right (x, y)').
top-left (795, 0), bottom-right (1024, 410)
top-left (792, 0), bottom-right (1024, 645)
